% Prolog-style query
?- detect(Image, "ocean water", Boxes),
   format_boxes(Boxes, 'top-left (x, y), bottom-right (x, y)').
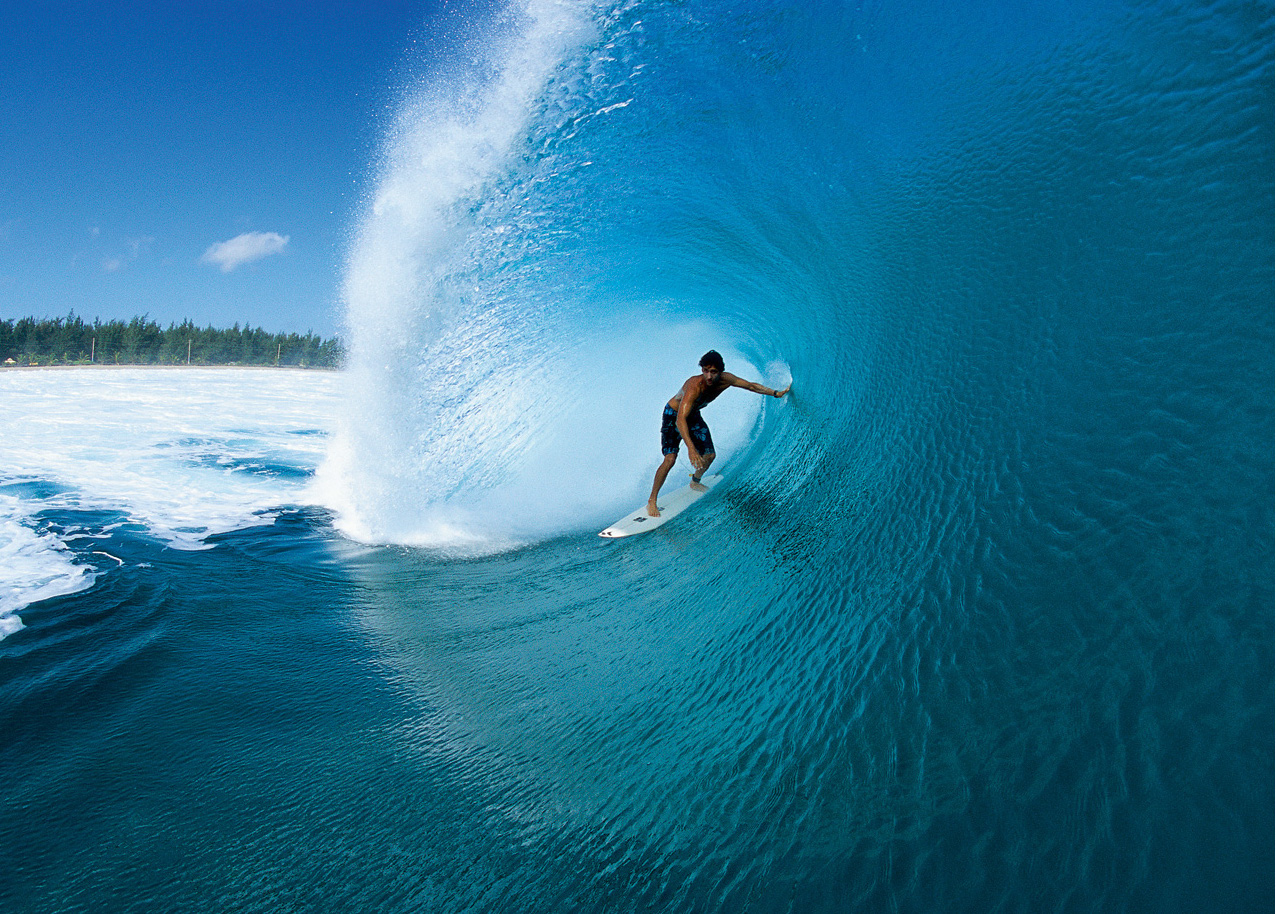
top-left (2, 1), bottom-right (1271, 912)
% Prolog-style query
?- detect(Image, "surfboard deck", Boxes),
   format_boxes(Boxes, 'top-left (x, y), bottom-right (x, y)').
top-left (599, 475), bottom-right (722, 538)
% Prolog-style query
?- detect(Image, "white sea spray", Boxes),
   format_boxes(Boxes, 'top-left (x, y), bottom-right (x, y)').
top-left (0, 368), bottom-right (341, 635)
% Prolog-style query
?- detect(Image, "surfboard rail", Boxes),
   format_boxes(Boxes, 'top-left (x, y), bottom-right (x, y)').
top-left (598, 475), bottom-right (722, 538)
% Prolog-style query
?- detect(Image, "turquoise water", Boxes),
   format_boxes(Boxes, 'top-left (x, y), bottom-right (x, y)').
top-left (2, 1), bottom-right (1272, 911)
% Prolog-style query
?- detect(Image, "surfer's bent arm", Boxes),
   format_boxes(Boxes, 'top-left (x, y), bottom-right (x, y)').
top-left (676, 385), bottom-right (704, 465)
top-left (725, 372), bottom-right (791, 398)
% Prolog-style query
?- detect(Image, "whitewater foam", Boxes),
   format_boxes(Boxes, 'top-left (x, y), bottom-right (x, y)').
top-left (0, 497), bottom-right (97, 638)
top-left (0, 368), bottom-right (341, 635)
top-left (317, 315), bottom-right (775, 552)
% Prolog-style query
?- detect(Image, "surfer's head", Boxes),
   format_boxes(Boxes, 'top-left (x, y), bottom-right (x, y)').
top-left (699, 350), bottom-right (725, 372)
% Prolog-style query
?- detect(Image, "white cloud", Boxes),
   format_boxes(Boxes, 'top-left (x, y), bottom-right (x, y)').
top-left (201, 231), bottom-right (289, 272)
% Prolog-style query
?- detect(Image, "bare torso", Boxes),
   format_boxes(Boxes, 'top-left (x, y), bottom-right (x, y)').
top-left (666, 372), bottom-right (738, 411)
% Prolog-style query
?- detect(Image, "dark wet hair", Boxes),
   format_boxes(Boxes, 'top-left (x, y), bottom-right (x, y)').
top-left (699, 350), bottom-right (725, 371)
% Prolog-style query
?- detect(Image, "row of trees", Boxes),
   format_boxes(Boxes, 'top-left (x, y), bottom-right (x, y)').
top-left (0, 314), bottom-right (344, 368)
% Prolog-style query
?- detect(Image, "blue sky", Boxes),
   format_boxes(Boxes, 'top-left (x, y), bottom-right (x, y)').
top-left (0, 1), bottom-right (450, 338)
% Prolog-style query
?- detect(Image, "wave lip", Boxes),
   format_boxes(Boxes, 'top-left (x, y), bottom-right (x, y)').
top-left (325, 0), bottom-right (810, 552)
top-left (324, 0), bottom-right (625, 551)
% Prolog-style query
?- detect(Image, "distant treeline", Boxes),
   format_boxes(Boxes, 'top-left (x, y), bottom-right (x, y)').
top-left (0, 314), bottom-right (344, 368)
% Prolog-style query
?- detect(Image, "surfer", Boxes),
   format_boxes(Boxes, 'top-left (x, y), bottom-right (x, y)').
top-left (647, 350), bottom-right (790, 517)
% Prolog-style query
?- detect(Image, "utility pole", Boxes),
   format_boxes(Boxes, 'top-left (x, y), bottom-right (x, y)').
top-left (276, 342), bottom-right (281, 366)
top-left (91, 337), bottom-right (95, 363)
top-left (187, 339), bottom-right (191, 365)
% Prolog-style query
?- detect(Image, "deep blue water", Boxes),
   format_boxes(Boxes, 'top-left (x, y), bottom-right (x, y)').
top-left (2, 1), bottom-right (1272, 911)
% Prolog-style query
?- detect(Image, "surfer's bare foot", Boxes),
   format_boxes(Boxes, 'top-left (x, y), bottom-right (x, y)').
top-left (689, 476), bottom-right (708, 493)
top-left (647, 498), bottom-right (661, 517)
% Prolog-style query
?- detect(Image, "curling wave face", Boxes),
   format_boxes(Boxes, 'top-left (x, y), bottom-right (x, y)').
top-left (307, 0), bottom-right (1270, 906)
top-left (317, 0), bottom-right (794, 551)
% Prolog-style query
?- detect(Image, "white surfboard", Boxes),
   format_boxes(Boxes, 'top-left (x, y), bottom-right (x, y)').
top-left (599, 475), bottom-right (722, 538)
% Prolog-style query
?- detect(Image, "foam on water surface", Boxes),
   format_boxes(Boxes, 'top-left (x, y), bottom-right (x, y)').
top-left (0, 496), bottom-right (97, 637)
top-left (0, 368), bottom-right (341, 635)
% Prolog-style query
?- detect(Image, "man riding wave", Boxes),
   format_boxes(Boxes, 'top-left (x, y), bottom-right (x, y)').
top-left (647, 350), bottom-right (791, 517)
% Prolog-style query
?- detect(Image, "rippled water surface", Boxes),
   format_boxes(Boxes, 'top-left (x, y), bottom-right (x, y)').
top-left (2, 0), bottom-right (1272, 911)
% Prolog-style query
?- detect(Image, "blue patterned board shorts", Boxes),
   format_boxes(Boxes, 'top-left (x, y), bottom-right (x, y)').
top-left (661, 405), bottom-right (715, 456)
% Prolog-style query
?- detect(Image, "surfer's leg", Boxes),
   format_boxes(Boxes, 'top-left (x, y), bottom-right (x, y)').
top-left (648, 453), bottom-right (678, 516)
top-left (690, 450), bottom-right (715, 488)
top-left (651, 406), bottom-right (683, 516)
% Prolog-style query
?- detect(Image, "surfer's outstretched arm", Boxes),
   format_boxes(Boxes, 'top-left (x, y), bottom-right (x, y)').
top-left (724, 372), bottom-right (790, 398)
